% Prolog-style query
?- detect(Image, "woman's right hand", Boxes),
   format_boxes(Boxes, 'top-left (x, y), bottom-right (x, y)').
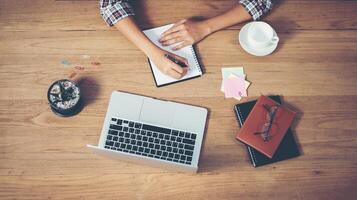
top-left (149, 49), bottom-right (189, 79)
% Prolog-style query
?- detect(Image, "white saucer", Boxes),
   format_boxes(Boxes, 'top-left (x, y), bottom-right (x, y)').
top-left (239, 22), bottom-right (279, 56)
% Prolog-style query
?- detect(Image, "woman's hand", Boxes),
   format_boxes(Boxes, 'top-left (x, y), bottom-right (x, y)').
top-left (149, 49), bottom-right (189, 79)
top-left (159, 19), bottom-right (211, 50)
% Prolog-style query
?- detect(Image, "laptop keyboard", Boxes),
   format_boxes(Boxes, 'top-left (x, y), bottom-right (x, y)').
top-left (104, 118), bottom-right (197, 165)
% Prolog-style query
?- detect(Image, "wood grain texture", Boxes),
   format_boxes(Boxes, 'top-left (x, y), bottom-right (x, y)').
top-left (1, 0), bottom-right (357, 200)
top-left (1, 0), bottom-right (356, 31)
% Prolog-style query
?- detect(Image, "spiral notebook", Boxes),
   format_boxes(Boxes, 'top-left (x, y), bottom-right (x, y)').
top-left (234, 96), bottom-right (300, 167)
top-left (143, 24), bottom-right (202, 87)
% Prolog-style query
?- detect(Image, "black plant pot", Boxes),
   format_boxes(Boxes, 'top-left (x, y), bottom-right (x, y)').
top-left (47, 79), bottom-right (83, 117)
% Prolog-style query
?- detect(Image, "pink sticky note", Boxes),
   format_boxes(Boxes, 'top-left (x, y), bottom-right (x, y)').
top-left (223, 76), bottom-right (247, 98)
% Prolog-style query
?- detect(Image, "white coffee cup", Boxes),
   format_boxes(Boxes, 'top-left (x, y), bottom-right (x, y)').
top-left (247, 22), bottom-right (279, 49)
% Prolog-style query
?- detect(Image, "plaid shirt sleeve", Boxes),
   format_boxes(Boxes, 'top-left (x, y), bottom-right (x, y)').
top-left (239, 0), bottom-right (273, 20)
top-left (99, 0), bottom-right (135, 26)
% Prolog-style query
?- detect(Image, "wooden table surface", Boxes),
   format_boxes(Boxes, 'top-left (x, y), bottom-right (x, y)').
top-left (1, 0), bottom-right (357, 199)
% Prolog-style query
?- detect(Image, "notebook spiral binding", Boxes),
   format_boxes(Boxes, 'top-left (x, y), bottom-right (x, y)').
top-left (190, 46), bottom-right (202, 74)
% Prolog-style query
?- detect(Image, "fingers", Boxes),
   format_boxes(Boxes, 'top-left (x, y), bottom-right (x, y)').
top-left (160, 25), bottom-right (183, 39)
top-left (172, 65), bottom-right (186, 75)
top-left (174, 19), bottom-right (186, 26)
top-left (160, 19), bottom-right (196, 48)
top-left (170, 53), bottom-right (189, 67)
top-left (168, 60), bottom-right (188, 79)
top-left (165, 59), bottom-right (188, 79)
top-left (160, 32), bottom-right (183, 46)
top-left (166, 68), bottom-right (182, 79)
top-left (172, 41), bottom-right (191, 51)
top-left (161, 19), bottom-right (186, 36)
top-left (169, 64), bottom-right (188, 79)
top-left (162, 38), bottom-right (183, 46)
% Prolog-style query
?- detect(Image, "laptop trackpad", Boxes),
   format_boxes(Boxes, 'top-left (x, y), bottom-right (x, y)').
top-left (139, 98), bottom-right (174, 127)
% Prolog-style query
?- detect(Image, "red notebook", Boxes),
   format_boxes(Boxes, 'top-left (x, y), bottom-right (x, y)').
top-left (236, 96), bottom-right (296, 158)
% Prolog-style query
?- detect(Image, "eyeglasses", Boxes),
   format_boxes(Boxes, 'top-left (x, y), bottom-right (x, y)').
top-left (254, 104), bottom-right (280, 142)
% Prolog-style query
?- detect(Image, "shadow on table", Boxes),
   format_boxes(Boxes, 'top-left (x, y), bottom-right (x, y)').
top-left (133, 0), bottom-right (209, 29)
top-left (268, 0), bottom-right (298, 55)
top-left (78, 77), bottom-right (100, 107)
top-left (269, 16), bottom-right (298, 55)
top-left (198, 144), bottom-right (248, 173)
top-left (280, 95), bottom-right (305, 156)
top-left (132, 0), bottom-right (154, 29)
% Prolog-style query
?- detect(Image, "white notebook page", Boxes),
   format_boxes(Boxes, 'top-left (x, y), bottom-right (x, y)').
top-left (143, 24), bottom-right (202, 86)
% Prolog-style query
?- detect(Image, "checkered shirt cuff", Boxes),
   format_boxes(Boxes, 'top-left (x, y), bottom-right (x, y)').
top-left (100, 0), bottom-right (135, 26)
top-left (239, 0), bottom-right (273, 20)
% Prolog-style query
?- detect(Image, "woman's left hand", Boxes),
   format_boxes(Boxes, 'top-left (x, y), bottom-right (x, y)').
top-left (159, 19), bottom-right (211, 50)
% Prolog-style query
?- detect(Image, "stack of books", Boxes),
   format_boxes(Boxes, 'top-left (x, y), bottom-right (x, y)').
top-left (234, 96), bottom-right (300, 167)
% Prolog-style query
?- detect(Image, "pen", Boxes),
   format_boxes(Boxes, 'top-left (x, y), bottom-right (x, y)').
top-left (165, 54), bottom-right (188, 68)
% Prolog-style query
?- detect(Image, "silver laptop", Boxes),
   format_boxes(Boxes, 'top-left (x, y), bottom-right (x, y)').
top-left (87, 91), bottom-right (208, 173)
